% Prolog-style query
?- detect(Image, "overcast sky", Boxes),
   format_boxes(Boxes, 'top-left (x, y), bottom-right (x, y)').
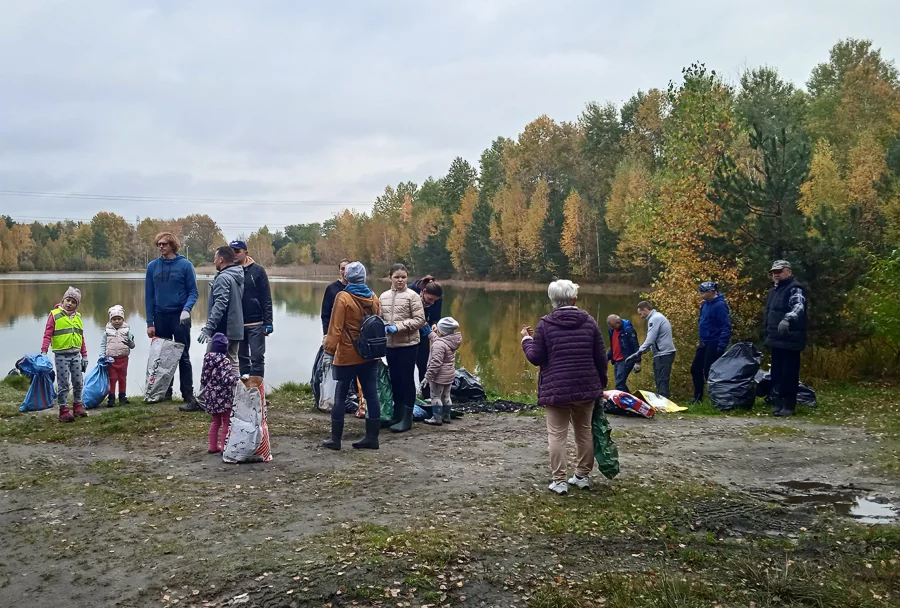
top-left (1, 0), bottom-right (898, 240)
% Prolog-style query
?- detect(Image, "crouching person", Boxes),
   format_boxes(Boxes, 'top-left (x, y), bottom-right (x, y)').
top-left (41, 286), bottom-right (88, 422)
top-left (424, 317), bottom-right (462, 426)
top-left (322, 262), bottom-right (383, 450)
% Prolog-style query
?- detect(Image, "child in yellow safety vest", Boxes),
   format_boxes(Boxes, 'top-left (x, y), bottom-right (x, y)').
top-left (41, 286), bottom-right (88, 423)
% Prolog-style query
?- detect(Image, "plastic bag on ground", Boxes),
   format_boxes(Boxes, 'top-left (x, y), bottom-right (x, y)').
top-left (451, 368), bottom-right (486, 403)
top-left (312, 347), bottom-right (360, 415)
top-left (17, 354), bottom-right (57, 412)
top-left (639, 390), bottom-right (688, 413)
top-left (754, 369), bottom-right (817, 407)
top-left (603, 390), bottom-right (655, 418)
top-left (144, 338), bottom-right (184, 403)
top-left (223, 376), bottom-right (272, 464)
top-left (83, 356), bottom-right (113, 409)
top-left (708, 342), bottom-right (762, 411)
top-left (592, 401), bottom-right (619, 479)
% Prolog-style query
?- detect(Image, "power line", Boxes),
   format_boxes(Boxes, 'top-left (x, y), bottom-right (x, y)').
top-left (0, 189), bottom-right (374, 207)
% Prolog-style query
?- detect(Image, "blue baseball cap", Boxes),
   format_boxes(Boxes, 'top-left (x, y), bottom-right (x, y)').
top-left (229, 240), bottom-right (248, 250)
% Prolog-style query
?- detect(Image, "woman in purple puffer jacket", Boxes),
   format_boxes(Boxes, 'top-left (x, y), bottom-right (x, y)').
top-left (521, 279), bottom-right (608, 496)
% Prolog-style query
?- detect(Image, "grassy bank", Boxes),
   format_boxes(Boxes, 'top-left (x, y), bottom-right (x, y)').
top-left (0, 376), bottom-right (898, 606)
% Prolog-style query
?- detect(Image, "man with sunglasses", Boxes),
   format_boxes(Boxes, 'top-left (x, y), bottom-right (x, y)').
top-left (764, 260), bottom-right (807, 417)
top-left (145, 232), bottom-right (200, 410)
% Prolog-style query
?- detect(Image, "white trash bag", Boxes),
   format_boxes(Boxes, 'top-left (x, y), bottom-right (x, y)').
top-left (223, 377), bottom-right (272, 464)
top-left (144, 338), bottom-right (184, 403)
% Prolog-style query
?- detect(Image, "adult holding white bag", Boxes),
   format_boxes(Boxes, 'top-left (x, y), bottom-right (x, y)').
top-left (144, 232), bottom-right (200, 410)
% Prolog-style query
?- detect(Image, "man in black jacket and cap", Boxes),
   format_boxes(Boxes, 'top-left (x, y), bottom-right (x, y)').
top-left (230, 240), bottom-right (273, 378)
top-left (321, 258), bottom-right (350, 337)
top-left (764, 260), bottom-right (807, 417)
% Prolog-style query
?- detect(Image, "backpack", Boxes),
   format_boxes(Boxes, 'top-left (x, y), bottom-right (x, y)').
top-left (345, 297), bottom-right (387, 360)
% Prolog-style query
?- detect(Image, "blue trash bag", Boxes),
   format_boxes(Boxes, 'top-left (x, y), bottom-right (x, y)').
top-left (83, 356), bottom-right (113, 409)
top-left (18, 354), bottom-right (57, 412)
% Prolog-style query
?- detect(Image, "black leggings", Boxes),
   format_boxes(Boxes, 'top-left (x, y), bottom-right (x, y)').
top-left (387, 345), bottom-right (418, 411)
top-left (415, 340), bottom-right (430, 398)
top-left (331, 360), bottom-right (380, 421)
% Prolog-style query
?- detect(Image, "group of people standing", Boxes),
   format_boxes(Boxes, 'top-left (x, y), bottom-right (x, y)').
top-left (521, 259), bottom-right (809, 495)
top-left (319, 261), bottom-right (460, 450)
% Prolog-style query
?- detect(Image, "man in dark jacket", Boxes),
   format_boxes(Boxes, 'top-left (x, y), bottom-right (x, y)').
top-left (321, 258), bottom-right (350, 335)
top-left (606, 314), bottom-right (640, 393)
top-left (764, 260), bottom-right (807, 417)
top-left (145, 231), bottom-right (199, 409)
top-left (231, 240), bottom-right (273, 379)
top-left (690, 281), bottom-right (732, 403)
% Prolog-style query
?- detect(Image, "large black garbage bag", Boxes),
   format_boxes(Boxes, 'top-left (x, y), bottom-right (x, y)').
top-left (708, 342), bottom-right (762, 411)
top-left (451, 368), bottom-right (486, 403)
top-left (754, 370), bottom-right (817, 407)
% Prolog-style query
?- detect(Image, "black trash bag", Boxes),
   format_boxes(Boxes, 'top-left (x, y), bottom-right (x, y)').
top-left (451, 368), bottom-right (486, 403)
top-left (754, 369), bottom-right (817, 407)
top-left (708, 342), bottom-right (762, 411)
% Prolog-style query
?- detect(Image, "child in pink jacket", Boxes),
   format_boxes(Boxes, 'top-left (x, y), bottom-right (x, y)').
top-left (423, 317), bottom-right (462, 426)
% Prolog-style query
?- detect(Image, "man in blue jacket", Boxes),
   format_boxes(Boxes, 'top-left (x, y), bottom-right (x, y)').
top-left (145, 232), bottom-right (199, 410)
top-left (606, 314), bottom-right (640, 393)
top-left (691, 281), bottom-right (732, 404)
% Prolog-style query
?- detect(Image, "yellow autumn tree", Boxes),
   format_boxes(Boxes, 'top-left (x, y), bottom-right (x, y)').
top-left (799, 140), bottom-right (847, 215)
top-left (489, 184), bottom-right (527, 274)
top-left (561, 190), bottom-right (596, 278)
top-left (519, 179), bottom-right (549, 272)
top-left (447, 187), bottom-right (479, 275)
top-left (247, 226), bottom-right (276, 267)
top-left (847, 133), bottom-right (888, 232)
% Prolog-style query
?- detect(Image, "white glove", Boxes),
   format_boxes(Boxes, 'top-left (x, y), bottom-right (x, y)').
top-left (180, 310), bottom-right (191, 325)
top-left (197, 329), bottom-right (211, 344)
top-left (634, 363), bottom-right (641, 373)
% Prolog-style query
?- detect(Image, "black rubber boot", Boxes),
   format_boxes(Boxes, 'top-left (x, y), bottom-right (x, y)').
top-left (775, 401), bottom-right (796, 417)
top-left (323, 418), bottom-right (344, 450)
top-left (382, 405), bottom-right (404, 429)
top-left (119, 393), bottom-right (129, 405)
top-left (352, 418), bottom-right (381, 449)
top-left (442, 405), bottom-right (452, 424)
top-left (390, 404), bottom-right (413, 433)
top-left (179, 396), bottom-right (203, 412)
top-left (771, 398), bottom-right (784, 416)
top-left (106, 394), bottom-right (116, 408)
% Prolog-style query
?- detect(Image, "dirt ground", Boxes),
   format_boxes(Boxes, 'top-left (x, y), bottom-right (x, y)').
top-left (0, 396), bottom-right (898, 607)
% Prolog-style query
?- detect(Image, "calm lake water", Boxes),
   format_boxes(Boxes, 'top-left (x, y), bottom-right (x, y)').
top-left (0, 273), bottom-right (642, 397)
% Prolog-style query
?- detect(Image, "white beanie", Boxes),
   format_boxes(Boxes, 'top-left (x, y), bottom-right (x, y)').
top-left (108, 305), bottom-right (125, 320)
top-left (437, 317), bottom-right (459, 335)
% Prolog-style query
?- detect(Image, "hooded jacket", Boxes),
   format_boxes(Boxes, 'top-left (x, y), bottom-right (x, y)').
top-left (240, 258), bottom-right (273, 326)
top-left (324, 290), bottom-right (382, 366)
top-left (607, 318), bottom-right (639, 363)
top-left (425, 331), bottom-right (463, 385)
top-left (204, 264), bottom-right (245, 341)
top-left (521, 307), bottom-right (608, 407)
top-left (145, 254), bottom-right (199, 325)
top-left (698, 293), bottom-right (732, 351)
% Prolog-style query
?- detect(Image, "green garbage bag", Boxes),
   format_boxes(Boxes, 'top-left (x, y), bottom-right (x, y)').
top-left (376, 360), bottom-right (393, 423)
top-left (592, 400), bottom-right (619, 479)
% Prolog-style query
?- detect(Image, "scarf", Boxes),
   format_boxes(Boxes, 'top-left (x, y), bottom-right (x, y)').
top-left (345, 283), bottom-right (373, 298)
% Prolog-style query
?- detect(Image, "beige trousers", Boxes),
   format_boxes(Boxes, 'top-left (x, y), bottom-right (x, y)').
top-left (545, 400), bottom-right (594, 482)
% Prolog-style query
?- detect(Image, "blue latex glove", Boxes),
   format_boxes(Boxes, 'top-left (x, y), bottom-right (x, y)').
top-left (385, 325), bottom-right (398, 335)
top-left (265, 325), bottom-right (274, 336)
top-left (421, 324), bottom-right (433, 336)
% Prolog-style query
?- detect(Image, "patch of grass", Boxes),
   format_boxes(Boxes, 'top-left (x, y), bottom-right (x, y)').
top-left (2, 374), bottom-right (31, 391)
top-left (505, 442), bottom-right (528, 448)
top-left (326, 523), bottom-right (469, 569)
top-left (272, 381), bottom-right (312, 398)
top-left (743, 425), bottom-right (805, 438)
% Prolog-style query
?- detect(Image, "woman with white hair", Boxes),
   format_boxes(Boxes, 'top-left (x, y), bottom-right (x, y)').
top-left (521, 279), bottom-right (608, 495)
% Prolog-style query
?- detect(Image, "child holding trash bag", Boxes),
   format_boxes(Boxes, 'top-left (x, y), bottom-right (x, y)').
top-left (99, 305), bottom-right (135, 407)
top-left (41, 286), bottom-right (88, 423)
top-left (200, 333), bottom-right (238, 454)
top-left (423, 317), bottom-right (462, 426)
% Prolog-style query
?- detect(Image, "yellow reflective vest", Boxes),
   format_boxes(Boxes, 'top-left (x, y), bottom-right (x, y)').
top-left (50, 308), bottom-right (84, 351)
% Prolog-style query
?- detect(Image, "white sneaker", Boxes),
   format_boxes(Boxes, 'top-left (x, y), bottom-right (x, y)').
top-left (567, 475), bottom-right (590, 490)
top-left (548, 481), bottom-right (568, 495)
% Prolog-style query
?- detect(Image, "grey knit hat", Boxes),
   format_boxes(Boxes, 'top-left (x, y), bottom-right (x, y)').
top-left (63, 286), bottom-right (82, 305)
top-left (437, 317), bottom-right (459, 335)
top-left (344, 262), bottom-right (366, 284)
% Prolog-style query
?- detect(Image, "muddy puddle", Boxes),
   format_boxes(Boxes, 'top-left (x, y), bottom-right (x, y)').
top-left (776, 481), bottom-right (899, 524)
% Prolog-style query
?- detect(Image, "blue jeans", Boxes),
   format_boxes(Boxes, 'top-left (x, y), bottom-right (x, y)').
top-left (332, 360), bottom-right (380, 421)
top-left (612, 360), bottom-right (635, 393)
top-left (239, 325), bottom-right (266, 377)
